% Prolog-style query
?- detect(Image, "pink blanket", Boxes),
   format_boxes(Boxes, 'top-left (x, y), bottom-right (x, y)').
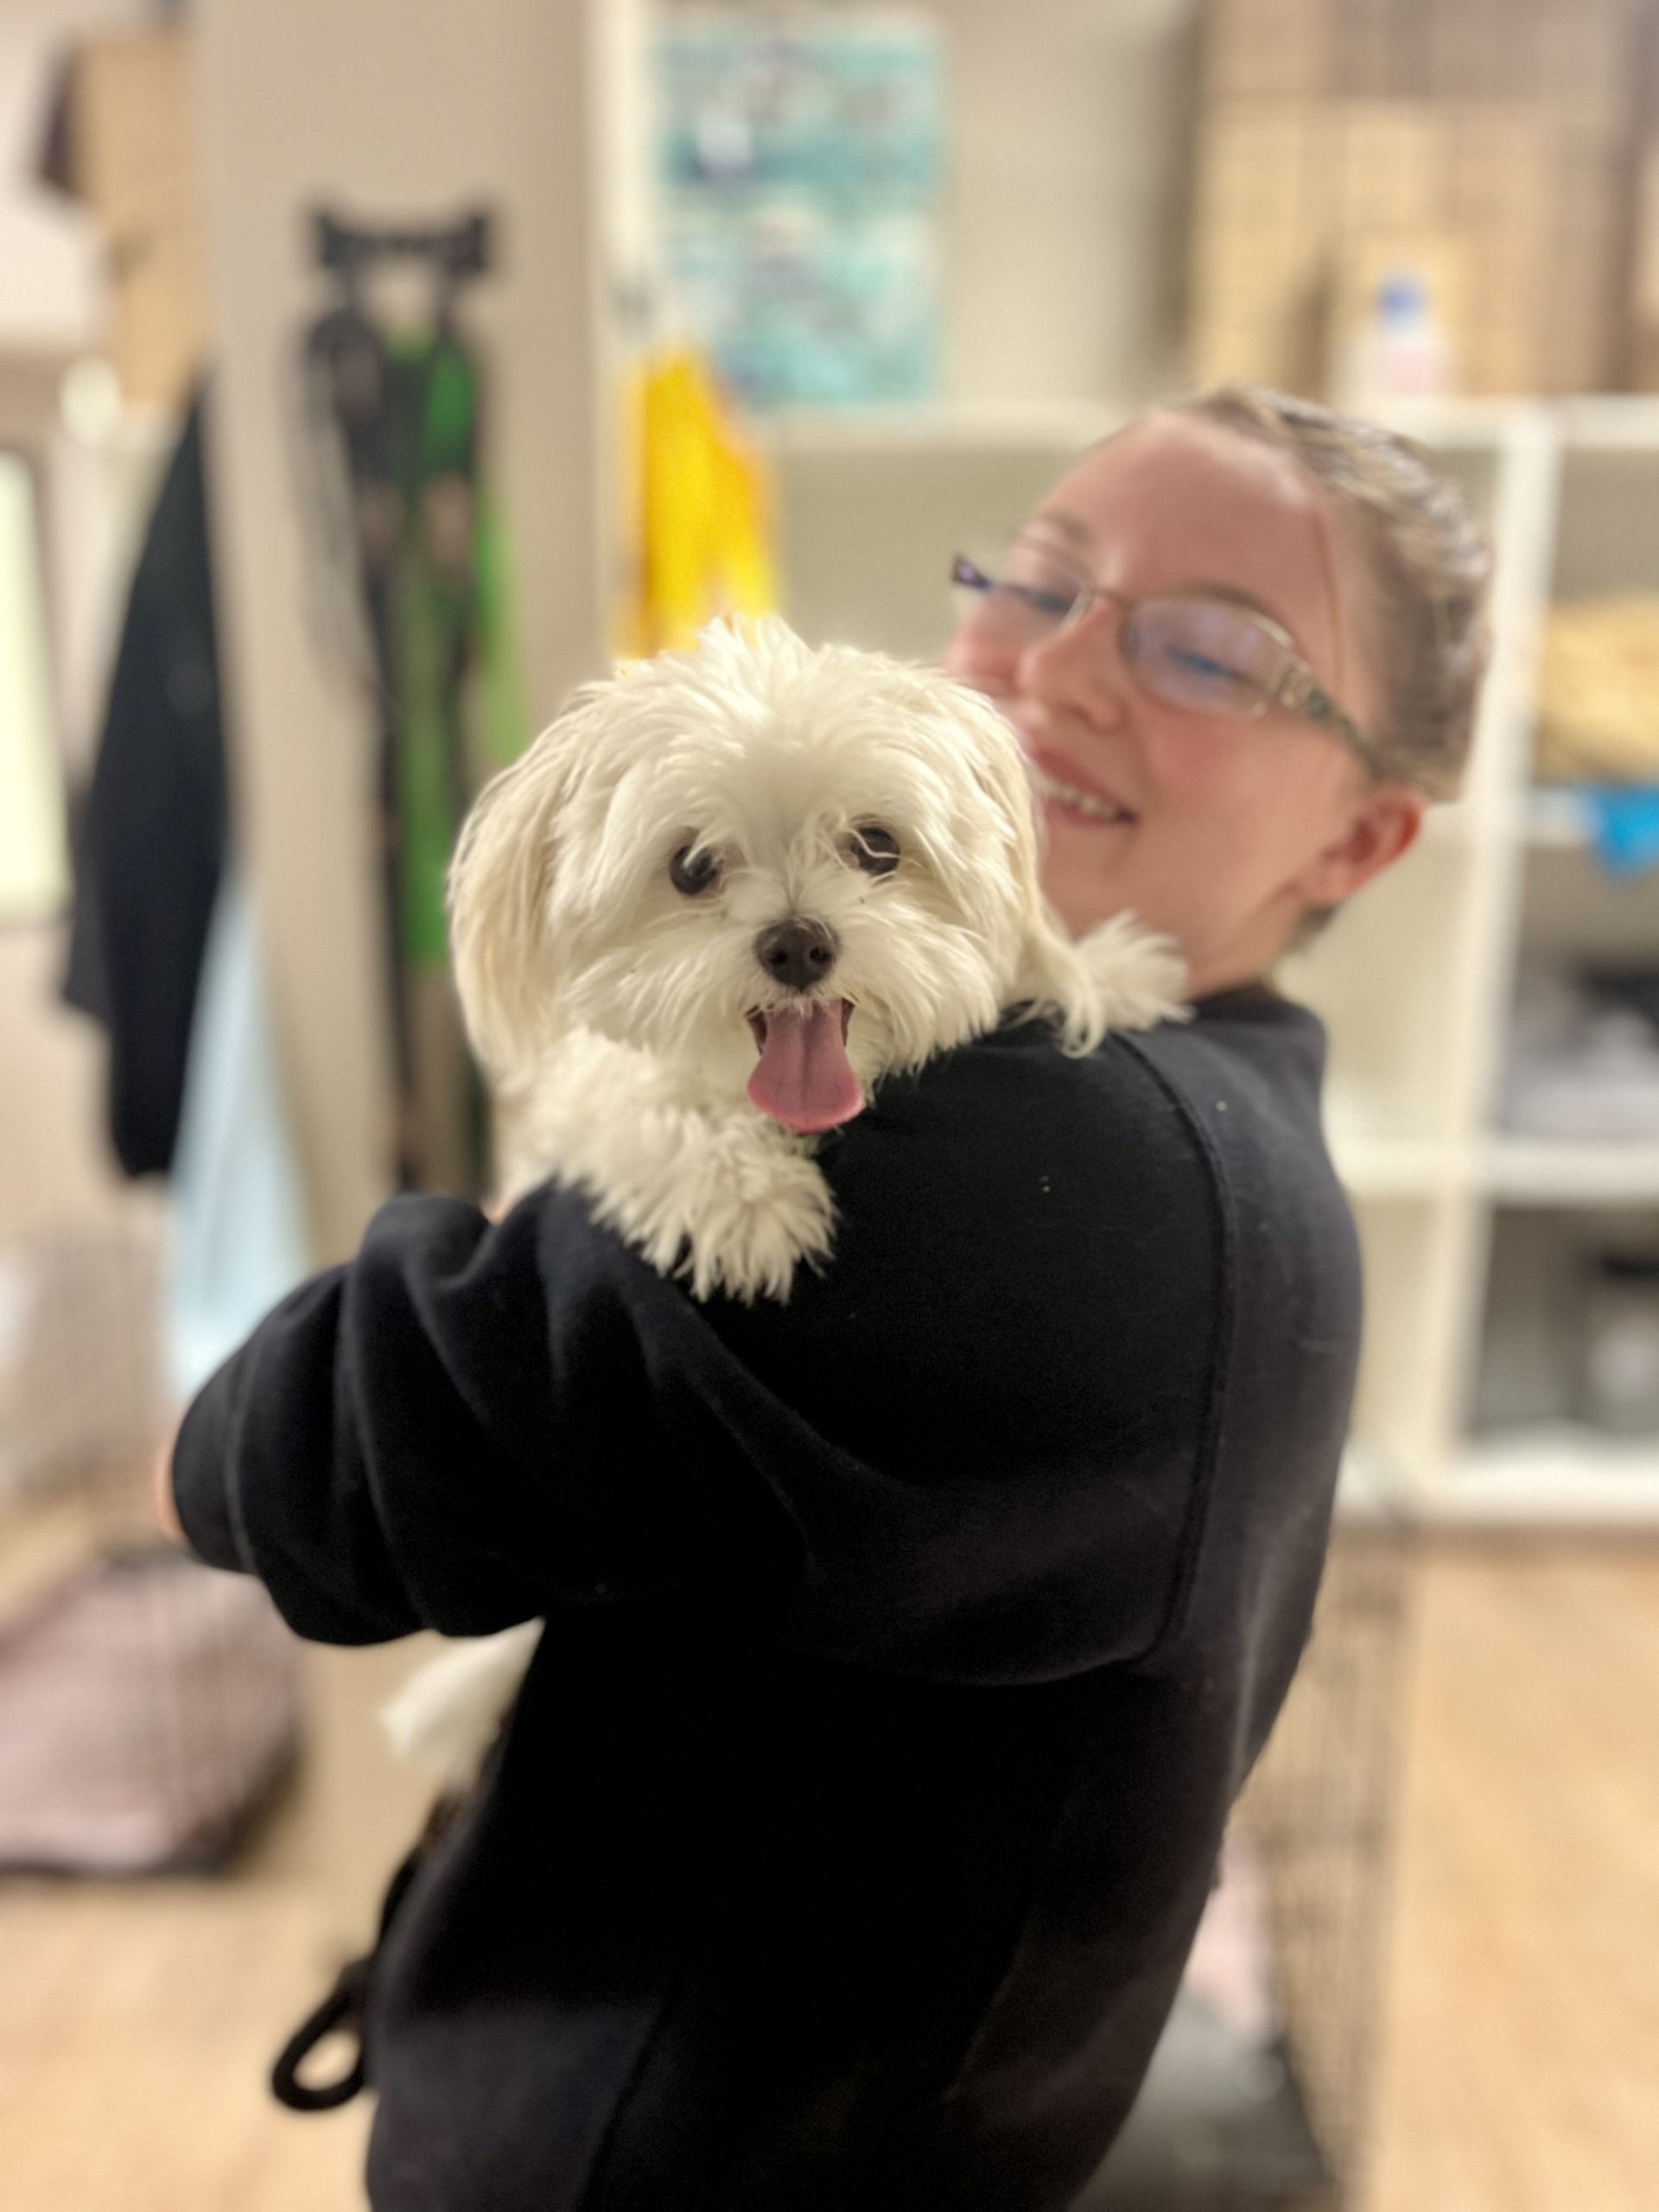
top-left (0, 1548), bottom-right (300, 1872)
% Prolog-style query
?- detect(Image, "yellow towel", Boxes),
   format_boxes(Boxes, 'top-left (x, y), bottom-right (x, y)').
top-left (620, 349), bottom-right (778, 658)
top-left (1535, 595), bottom-right (1659, 783)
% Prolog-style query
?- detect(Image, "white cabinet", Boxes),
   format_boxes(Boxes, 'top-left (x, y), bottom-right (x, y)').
top-left (1294, 402), bottom-right (1659, 1522)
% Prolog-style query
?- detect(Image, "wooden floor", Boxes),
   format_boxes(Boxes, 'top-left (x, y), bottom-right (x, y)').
top-left (2, 1541), bottom-right (1656, 2210)
top-left (0, 1631), bottom-right (433, 2212)
top-left (1370, 1539), bottom-right (1659, 2212)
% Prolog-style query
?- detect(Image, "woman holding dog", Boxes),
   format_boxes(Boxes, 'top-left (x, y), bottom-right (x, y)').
top-left (163, 385), bottom-right (1488, 2210)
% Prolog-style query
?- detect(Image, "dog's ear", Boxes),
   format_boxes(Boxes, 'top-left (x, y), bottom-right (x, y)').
top-left (930, 671), bottom-right (1193, 1052)
top-left (448, 713), bottom-right (582, 1084)
top-left (1009, 848), bottom-right (1190, 1054)
top-left (1013, 907), bottom-right (1107, 1055)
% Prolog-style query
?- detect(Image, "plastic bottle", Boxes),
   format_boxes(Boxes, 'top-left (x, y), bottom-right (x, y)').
top-left (1338, 270), bottom-right (1452, 407)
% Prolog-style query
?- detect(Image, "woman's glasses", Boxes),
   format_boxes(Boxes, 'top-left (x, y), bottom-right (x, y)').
top-left (950, 544), bottom-right (1384, 776)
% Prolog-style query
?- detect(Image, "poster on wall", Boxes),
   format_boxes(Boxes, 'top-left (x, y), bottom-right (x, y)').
top-left (656, 10), bottom-right (947, 410)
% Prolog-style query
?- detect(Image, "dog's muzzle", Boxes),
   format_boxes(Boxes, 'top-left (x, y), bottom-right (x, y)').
top-left (746, 919), bottom-right (861, 1135)
top-left (753, 918), bottom-right (838, 992)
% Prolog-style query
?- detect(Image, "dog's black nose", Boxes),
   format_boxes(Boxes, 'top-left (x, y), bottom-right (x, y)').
top-left (754, 918), bottom-right (838, 992)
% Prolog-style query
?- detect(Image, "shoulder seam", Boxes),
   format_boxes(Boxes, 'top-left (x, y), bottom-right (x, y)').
top-left (1116, 1032), bottom-right (1237, 1667)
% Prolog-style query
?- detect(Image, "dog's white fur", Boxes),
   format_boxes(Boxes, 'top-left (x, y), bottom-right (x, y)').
top-left (386, 616), bottom-right (1185, 1775)
top-left (451, 613), bottom-right (1183, 1299)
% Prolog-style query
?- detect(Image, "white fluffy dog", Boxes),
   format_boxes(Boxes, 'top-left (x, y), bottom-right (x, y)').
top-left (384, 614), bottom-right (1185, 1773)
top-left (449, 613), bottom-right (1184, 1300)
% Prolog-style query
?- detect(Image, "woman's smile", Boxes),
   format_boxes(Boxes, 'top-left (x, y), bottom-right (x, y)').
top-left (1021, 744), bottom-right (1137, 828)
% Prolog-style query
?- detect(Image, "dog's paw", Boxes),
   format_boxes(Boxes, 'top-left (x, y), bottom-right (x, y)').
top-left (677, 1128), bottom-right (837, 1302)
top-left (510, 1033), bottom-right (837, 1301)
top-left (1078, 914), bottom-right (1190, 1031)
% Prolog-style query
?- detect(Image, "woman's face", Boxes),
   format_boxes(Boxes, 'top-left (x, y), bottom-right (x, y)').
top-left (943, 415), bottom-right (1423, 995)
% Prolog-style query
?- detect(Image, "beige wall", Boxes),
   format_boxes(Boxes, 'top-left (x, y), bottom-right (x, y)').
top-left (0, 925), bottom-right (133, 1243)
top-left (194, 0), bottom-right (614, 1261)
top-left (944, 0), bottom-right (1199, 406)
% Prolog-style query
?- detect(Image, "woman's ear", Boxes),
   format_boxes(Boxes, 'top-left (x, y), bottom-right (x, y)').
top-left (448, 717), bottom-right (581, 1084)
top-left (1289, 783), bottom-right (1426, 910)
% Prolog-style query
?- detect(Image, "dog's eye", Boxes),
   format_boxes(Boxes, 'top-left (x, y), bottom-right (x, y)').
top-left (849, 826), bottom-right (900, 877)
top-left (669, 843), bottom-right (722, 897)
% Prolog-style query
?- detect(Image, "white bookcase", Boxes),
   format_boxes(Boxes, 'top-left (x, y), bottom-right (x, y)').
top-left (758, 397), bottom-right (1659, 1526)
top-left (1316, 398), bottom-right (1659, 1525)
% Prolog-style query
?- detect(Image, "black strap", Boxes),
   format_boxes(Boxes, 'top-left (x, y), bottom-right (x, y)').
top-left (269, 1792), bottom-right (461, 2113)
top-left (270, 1956), bottom-right (372, 2111)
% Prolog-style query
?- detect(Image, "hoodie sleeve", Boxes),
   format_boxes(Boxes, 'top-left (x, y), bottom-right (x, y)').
top-left (171, 1031), bottom-right (1222, 1678)
top-left (170, 1191), bottom-right (801, 1644)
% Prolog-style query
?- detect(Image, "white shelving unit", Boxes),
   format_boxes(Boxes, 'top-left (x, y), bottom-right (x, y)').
top-left (1294, 400), bottom-right (1659, 1524)
top-left (1454, 1428), bottom-right (1659, 1528)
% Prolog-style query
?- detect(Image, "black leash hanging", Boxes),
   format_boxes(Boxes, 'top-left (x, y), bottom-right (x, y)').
top-left (298, 206), bottom-right (494, 1195)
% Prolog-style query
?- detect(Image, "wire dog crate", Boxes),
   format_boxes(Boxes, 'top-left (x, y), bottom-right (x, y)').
top-left (1081, 1507), bottom-right (1418, 2212)
top-left (1236, 1512), bottom-right (1420, 2210)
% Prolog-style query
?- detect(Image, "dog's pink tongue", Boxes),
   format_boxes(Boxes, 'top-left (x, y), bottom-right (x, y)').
top-left (747, 1003), bottom-right (864, 1134)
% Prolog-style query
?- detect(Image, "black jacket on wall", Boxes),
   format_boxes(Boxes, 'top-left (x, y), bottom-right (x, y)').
top-left (173, 989), bottom-right (1361, 2211)
top-left (64, 398), bottom-right (226, 1177)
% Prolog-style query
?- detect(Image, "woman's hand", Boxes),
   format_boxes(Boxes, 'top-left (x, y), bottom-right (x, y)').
top-left (153, 1419), bottom-right (184, 1542)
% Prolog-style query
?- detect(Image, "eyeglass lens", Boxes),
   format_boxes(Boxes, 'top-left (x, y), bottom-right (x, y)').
top-left (1123, 599), bottom-right (1284, 717)
top-left (953, 545), bottom-right (1287, 720)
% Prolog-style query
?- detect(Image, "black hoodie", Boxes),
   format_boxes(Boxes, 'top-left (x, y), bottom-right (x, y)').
top-left (173, 988), bottom-right (1360, 2212)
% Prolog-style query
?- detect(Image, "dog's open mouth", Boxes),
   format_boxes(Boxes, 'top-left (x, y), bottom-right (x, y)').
top-left (746, 1000), bottom-right (863, 1134)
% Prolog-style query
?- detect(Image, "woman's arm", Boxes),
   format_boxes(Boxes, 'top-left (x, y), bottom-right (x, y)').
top-left (168, 1033), bottom-right (1221, 1677)
top-left (167, 1188), bottom-right (799, 1645)
top-left (154, 1421), bottom-right (184, 1539)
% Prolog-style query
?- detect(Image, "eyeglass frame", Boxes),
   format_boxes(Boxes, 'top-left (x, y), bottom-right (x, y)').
top-left (949, 551), bottom-right (1391, 782)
